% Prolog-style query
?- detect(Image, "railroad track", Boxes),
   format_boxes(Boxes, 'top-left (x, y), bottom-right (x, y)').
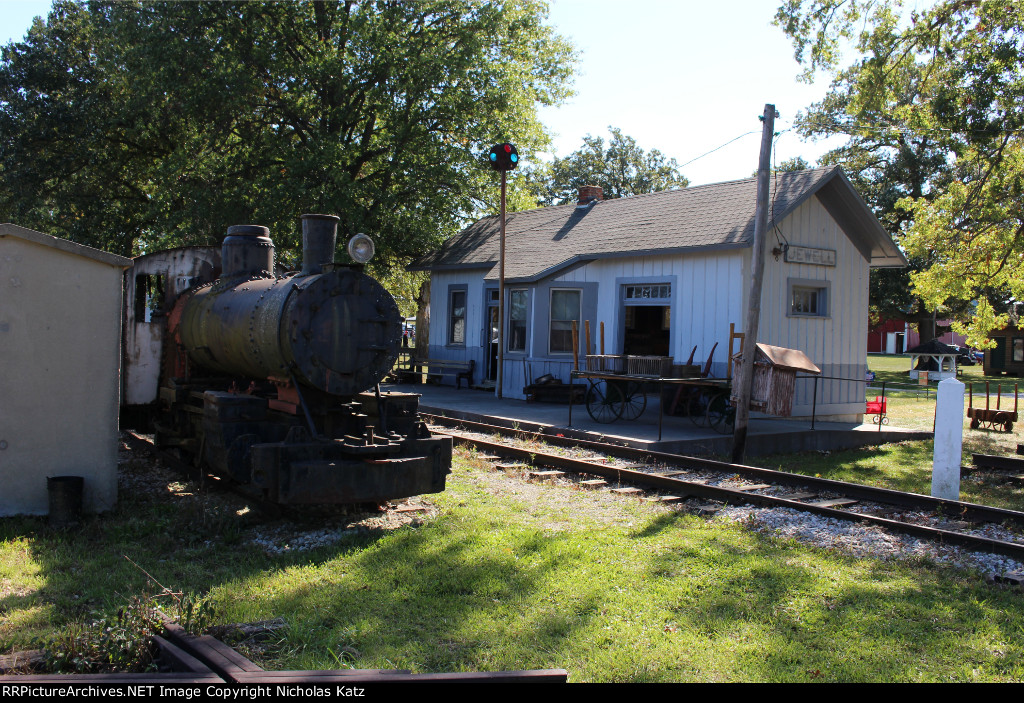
top-left (422, 413), bottom-right (1024, 563)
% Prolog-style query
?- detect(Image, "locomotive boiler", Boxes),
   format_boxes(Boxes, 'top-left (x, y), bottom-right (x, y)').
top-left (122, 214), bottom-right (450, 505)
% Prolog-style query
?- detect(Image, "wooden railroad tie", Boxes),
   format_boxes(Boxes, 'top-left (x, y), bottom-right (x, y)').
top-left (993, 571), bottom-right (1024, 586)
top-left (734, 483), bottom-right (772, 492)
top-left (579, 479), bottom-right (608, 488)
top-left (973, 453), bottom-right (1024, 472)
top-left (777, 492), bottom-right (817, 501)
top-left (807, 498), bottom-right (859, 509)
top-left (610, 487), bottom-right (644, 496)
top-left (642, 495), bottom-right (683, 504)
top-left (528, 470), bottom-right (565, 480)
top-left (493, 463), bottom-right (530, 471)
top-left (690, 503), bottom-right (721, 515)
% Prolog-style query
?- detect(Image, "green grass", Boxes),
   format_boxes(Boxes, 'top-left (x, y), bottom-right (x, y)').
top-left (5, 450), bottom-right (1024, 682)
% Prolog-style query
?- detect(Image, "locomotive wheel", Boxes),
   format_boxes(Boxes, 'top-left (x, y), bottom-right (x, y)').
top-left (586, 381), bottom-right (624, 423)
top-left (619, 381), bottom-right (647, 421)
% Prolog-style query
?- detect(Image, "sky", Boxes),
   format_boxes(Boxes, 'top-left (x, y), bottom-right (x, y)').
top-left (0, 0), bottom-right (851, 186)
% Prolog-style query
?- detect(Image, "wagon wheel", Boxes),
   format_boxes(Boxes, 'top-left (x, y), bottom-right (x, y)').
top-left (970, 417), bottom-right (980, 429)
top-left (706, 392), bottom-right (735, 434)
top-left (1005, 421), bottom-right (1014, 432)
top-left (586, 380), bottom-right (625, 423)
top-left (619, 380), bottom-right (647, 420)
top-left (872, 414), bottom-right (882, 425)
top-left (687, 389), bottom-right (709, 427)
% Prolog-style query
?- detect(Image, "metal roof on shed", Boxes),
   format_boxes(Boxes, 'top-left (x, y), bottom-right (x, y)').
top-left (0, 223), bottom-right (133, 268)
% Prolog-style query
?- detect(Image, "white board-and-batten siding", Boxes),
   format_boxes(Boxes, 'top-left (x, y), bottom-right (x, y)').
top-left (756, 197), bottom-right (871, 417)
top-left (427, 253), bottom-right (747, 400)
top-left (552, 251), bottom-right (744, 377)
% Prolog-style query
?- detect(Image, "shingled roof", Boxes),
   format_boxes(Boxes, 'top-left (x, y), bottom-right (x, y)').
top-left (409, 166), bottom-right (906, 282)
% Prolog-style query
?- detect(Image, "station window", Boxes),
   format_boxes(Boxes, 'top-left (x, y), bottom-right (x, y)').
top-left (550, 289), bottom-right (581, 354)
top-left (788, 279), bottom-right (830, 318)
top-left (508, 289), bottom-right (528, 352)
top-left (448, 288), bottom-right (466, 345)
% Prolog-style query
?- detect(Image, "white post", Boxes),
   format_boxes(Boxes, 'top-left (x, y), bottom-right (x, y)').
top-left (931, 377), bottom-right (965, 500)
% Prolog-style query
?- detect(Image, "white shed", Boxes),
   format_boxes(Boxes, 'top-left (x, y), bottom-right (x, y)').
top-left (0, 224), bottom-right (132, 516)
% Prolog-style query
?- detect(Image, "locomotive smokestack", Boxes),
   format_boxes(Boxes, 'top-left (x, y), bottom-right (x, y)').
top-left (300, 214), bottom-right (340, 275)
top-left (222, 225), bottom-right (275, 278)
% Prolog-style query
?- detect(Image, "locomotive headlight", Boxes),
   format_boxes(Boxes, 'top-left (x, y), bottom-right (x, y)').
top-left (347, 233), bottom-right (375, 264)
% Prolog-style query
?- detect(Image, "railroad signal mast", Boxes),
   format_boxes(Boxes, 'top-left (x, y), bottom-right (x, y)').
top-left (489, 142), bottom-right (518, 399)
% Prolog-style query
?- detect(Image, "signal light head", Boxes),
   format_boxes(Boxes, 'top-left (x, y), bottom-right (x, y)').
top-left (488, 142), bottom-right (519, 172)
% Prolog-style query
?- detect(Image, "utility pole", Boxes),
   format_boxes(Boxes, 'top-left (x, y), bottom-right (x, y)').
top-left (732, 104), bottom-right (777, 463)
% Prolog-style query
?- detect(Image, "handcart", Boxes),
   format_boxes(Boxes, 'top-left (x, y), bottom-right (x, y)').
top-left (568, 355), bottom-right (731, 439)
top-left (968, 382), bottom-right (1018, 432)
top-left (572, 355), bottom-right (668, 423)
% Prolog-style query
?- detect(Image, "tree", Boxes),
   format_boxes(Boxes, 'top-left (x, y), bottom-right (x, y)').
top-left (775, 156), bottom-right (812, 172)
top-left (0, 0), bottom-right (576, 274)
top-left (775, 0), bottom-right (1024, 345)
top-left (532, 126), bottom-right (688, 206)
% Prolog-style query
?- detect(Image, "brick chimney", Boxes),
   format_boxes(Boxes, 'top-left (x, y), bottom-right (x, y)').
top-left (576, 185), bottom-right (603, 207)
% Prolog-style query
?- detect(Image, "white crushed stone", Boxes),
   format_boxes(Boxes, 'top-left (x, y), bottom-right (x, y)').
top-left (718, 504), bottom-right (1024, 577)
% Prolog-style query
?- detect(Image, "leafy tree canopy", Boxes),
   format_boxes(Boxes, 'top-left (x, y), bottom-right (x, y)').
top-left (775, 0), bottom-right (1024, 346)
top-left (0, 0), bottom-right (576, 275)
top-left (530, 126), bottom-right (688, 206)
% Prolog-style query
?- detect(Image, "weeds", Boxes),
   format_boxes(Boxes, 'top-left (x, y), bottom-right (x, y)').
top-left (42, 593), bottom-right (161, 673)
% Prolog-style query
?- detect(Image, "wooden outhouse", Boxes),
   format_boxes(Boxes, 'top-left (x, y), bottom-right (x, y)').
top-left (731, 343), bottom-right (821, 417)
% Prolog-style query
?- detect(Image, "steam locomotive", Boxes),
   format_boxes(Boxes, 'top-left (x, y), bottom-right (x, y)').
top-left (121, 214), bottom-right (450, 505)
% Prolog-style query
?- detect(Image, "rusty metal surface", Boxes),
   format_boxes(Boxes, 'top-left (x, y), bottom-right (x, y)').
top-left (179, 267), bottom-right (400, 396)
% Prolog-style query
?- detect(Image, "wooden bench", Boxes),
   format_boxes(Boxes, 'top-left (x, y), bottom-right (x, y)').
top-left (398, 358), bottom-right (475, 389)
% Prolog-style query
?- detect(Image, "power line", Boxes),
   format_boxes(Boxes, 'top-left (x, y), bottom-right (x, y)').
top-left (678, 130), bottom-right (760, 170)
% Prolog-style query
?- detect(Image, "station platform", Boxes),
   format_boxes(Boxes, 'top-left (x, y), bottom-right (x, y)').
top-left (385, 382), bottom-right (932, 458)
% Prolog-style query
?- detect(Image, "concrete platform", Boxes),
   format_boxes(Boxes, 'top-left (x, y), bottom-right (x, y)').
top-left (385, 382), bottom-right (933, 458)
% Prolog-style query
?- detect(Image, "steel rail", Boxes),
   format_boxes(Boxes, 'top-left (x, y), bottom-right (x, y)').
top-left (427, 420), bottom-right (1024, 561)
top-left (422, 413), bottom-right (1024, 529)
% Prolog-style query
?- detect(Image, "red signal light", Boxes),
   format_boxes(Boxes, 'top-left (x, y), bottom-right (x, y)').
top-left (488, 143), bottom-right (519, 172)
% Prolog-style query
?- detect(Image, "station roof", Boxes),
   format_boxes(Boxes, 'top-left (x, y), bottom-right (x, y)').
top-left (410, 166), bottom-right (907, 283)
